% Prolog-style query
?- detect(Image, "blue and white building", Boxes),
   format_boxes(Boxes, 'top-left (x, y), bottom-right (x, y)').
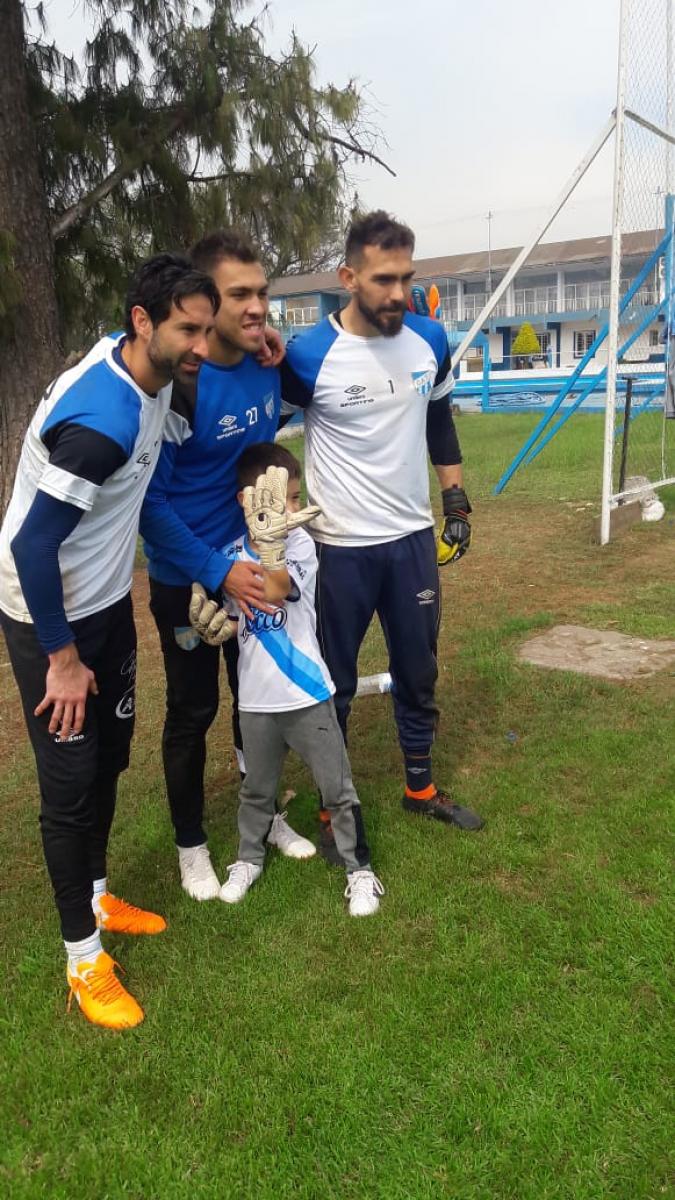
top-left (270, 229), bottom-right (666, 406)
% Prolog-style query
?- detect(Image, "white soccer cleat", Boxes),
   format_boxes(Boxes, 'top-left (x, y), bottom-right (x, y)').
top-left (219, 861), bottom-right (263, 904)
top-left (344, 870), bottom-right (385, 918)
top-left (267, 811), bottom-right (316, 859)
top-left (178, 844), bottom-right (221, 901)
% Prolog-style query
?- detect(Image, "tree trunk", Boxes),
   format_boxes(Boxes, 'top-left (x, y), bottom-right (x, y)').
top-left (0, 0), bottom-right (62, 516)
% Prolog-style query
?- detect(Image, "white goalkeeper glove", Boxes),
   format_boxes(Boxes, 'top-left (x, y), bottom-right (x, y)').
top-left (188, 583), bottom-right (238, 646)
top-left (241, 465), bottom-right (321, 571)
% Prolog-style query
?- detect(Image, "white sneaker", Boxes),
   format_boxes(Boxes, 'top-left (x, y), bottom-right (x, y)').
top-left (178, 844), bottom-right (221, 901)
top-left (220, 861), bottom-right (263, 904)
top-left (267, 811), bottom-right (316, 860)
top-left (344, 870), bottom-right (385, 917)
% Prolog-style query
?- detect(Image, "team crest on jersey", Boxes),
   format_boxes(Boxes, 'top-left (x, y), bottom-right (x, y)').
top-left (263, 392), bottom-right (275, 419)
top-left (412, 370), bottom-right (434, 397)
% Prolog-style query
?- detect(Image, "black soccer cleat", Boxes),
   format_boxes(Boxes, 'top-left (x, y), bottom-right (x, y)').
top-left (402, 789), bottom-right (484, 831)
top-left (318, 817), bottom-right (344, 867)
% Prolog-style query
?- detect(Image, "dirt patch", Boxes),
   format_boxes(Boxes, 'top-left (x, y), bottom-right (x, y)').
top-left (518, 624), bottom-right (675, 680)
top-left (488, 869), bottom-right (541, 901)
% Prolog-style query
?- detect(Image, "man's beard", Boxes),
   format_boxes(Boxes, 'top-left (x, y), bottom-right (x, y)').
top-left (148, 337), bottom-right (200, 384)
top-left (356, 294), bottom-right (405, 337)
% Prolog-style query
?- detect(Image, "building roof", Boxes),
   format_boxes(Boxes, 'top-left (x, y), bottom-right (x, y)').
top-left (269, 229), bottom-right (663, 297)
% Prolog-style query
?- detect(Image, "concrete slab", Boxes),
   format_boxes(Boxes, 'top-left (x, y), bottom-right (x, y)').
top-left (518, 624), bottom-right (675, 681)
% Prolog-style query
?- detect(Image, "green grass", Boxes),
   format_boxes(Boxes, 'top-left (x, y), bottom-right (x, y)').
top-left (1, 415), bottom-right (674, 1199)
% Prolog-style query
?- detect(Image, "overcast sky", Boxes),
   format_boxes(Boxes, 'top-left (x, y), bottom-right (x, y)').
top-left (42, 0), bottom-right (622, 257)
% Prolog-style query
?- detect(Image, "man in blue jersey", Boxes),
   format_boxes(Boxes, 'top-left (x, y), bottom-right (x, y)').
top-left (281, 211), bottom-right (483, 846)
top-left (0, 254), bottom-right (220, 1029)
top-left (140, 230), bottom-right (313, 904)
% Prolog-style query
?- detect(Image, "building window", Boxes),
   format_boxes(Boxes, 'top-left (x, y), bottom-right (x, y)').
top-left (649, 328), bottom-right (661, 347)
top-left (573, 330), bottom-right (595, 358)
top-left (538, 331), bottom-right (551, 356)
top-left (285, 299), bottom-right (320, 327)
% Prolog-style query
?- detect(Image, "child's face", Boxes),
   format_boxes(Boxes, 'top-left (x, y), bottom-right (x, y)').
top-left (286, 477), bottom-right (302, 514)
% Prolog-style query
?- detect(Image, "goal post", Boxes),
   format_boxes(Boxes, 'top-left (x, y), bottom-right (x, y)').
top-left (600, 0), bottom-right (675, 542)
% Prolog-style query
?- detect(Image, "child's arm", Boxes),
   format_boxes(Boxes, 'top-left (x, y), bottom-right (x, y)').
top-left (261, 563), bottom-right (293, 606)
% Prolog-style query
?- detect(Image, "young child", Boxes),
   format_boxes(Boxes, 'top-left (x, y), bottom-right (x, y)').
top-left (189, 442), bottom-right (384, 917)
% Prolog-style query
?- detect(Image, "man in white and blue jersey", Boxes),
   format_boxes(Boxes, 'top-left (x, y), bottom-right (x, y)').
top-left (140, 231), bottom-right (312, 904)
top-left (189, 442), bottom-right (383, 916)
top-left (280, 212), bottom-right (484, 844)
top-left (0, 255), bottom-right (220, 1029)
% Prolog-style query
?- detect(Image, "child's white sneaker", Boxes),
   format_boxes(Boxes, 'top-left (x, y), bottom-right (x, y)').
top-left (220, 861), bottom-right (263, 904)
top-left (267, 811), bottom-right (316, 859)
top-left (178, 844), bottom-right (221, 901)
top-left (344, 870), bottom-right (384, 917)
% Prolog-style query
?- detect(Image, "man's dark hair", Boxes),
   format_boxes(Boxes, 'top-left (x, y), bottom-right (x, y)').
top-left (190, 229), bottom-right (259, 275)
top-left (237, 442), bottom-right (301, 488)
top-left (345, 210), bottom-right (415, 265)
top-left (124, 252), bottom-right (220, 339)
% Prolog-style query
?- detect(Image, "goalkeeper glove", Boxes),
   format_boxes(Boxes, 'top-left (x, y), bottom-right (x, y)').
top-left (189, 583), bottom-right (237, 646)
top-left (242, 465), bottom-right (320, 572)
top-left (437, 486), bottom-right (472, 566)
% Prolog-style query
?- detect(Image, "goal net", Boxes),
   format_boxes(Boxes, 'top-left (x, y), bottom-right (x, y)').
top-left (600, 0), bottom-right (675, 540)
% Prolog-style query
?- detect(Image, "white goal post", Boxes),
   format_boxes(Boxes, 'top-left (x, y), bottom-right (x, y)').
top-left (600, 0), bottom-right (675, 542)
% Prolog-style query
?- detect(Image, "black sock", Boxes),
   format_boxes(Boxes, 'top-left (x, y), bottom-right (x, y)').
top-left (404, 750), bottom-right (433, 796)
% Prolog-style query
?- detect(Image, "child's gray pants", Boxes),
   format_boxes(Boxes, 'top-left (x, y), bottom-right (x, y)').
top-left (238, 698), bottom-right (370, 873)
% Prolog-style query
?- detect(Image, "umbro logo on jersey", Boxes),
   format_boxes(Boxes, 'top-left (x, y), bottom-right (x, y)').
top-left (263, 392), bottom-right (275, 419)
top-left (341, 383), bottom-right (374, 408)
top-left (412, 370), bottom-right (434, 397)
top-left (416, 588), bottom-right (436, 605)
top-left (136, 452), bottom-right (152, 466)
top-left (217, 414), bottom-right (243, 440)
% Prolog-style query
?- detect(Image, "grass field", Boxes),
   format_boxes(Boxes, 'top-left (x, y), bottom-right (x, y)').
top-left (1, 414), bottom-right (673, 1199)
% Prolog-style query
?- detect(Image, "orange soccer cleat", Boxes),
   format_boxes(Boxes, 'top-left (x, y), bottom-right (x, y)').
top-left (67, 952), bottom-right (144, 1030)
top-left (95, 892), bottom-right (167, 936)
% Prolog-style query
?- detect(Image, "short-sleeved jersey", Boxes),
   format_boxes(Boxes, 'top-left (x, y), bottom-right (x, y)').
top-left (281, 312), bottom-right (453, 546)
top-left (0, 334), bottom-right (171, 623)
top-left (141, 356), bottom-right (281, 589)
top-left (223, 528), bottom-right (334, 713)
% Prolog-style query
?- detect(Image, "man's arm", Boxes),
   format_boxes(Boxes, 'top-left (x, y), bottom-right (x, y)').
top-left (9, 421), bottom-right (128, 737)
top-left (140, 443), bottom-right (234, 590)
top-left (425, 329), bottom-right (472, 565)
top-left (434, 463), bottom-right (464, 489)
top-left (140, 442), bottom-right (271, 616)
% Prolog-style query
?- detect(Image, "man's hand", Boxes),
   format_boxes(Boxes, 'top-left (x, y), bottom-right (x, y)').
top-left (189, 584), bottom-right (238, 646)
top-left (221, 560), bottom-right (275, 618)
top-left (242, 466), bottom-right (320, 572)
top-left (256, 325), bottom-right (285, 368)
top-left (34, 643), bottom-right (98, 741)
top-left (438, 486), bottom-right (472, 566)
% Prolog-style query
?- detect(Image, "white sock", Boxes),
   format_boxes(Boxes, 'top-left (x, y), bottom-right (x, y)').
top-left (64, 930), bottom-right (103, 970)
top-left (91, 877), bottom-right (108, 918)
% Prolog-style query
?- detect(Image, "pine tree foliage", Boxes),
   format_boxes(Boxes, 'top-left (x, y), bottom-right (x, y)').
top-left (511, 321), bottom-right (541, 356)
top-left (19, 0), bottom-right (391, 346)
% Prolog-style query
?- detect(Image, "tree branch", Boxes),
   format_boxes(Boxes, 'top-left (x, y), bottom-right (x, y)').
top-left (51, 158), bottom-right (138, 240)
top-left (189, 170), bottom-right (251, 183)
top-left (325, 132), bottom-right (395, 177)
